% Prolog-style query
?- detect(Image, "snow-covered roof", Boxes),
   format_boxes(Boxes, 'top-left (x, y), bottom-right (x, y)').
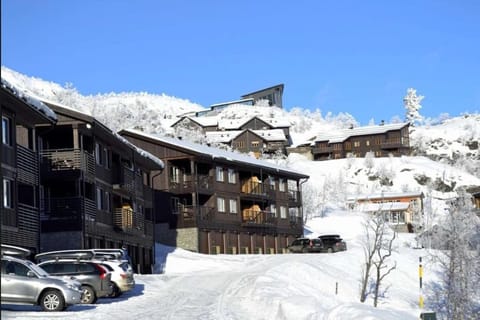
top-left (313, 122), bottom-right (409, 144)
top-left (172, 116), bottom-right (218, 128)
top-left (205, 130), bottom-right (243, 143)
top-left (253, 129), bottom-right (287, 141)
top-left (121, 129), bottom-right (309, 179)
top-left (206, 129), bottom-right (287, 143)
top-left (347, 192), bottom-right (423, 202)
top-left (218, 116), bottom-right (291, 130)
top-left (35, 99), bottom-right (164, 170)
top-left (1, 77), bottom-right (57, 122)
top-left (356, 202), bottom-right (410, 212)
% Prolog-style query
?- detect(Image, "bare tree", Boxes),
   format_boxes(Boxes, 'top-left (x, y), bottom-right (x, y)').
top-left (359, 213), bottom-right (397, 306)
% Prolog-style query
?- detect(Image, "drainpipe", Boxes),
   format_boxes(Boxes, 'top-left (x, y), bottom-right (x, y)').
top-left (150, 170), bottom-right (162, 271)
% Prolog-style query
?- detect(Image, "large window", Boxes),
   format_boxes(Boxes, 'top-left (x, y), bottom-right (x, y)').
top-left (3, 178), bottom-right (13, 208)
top-left (279, 178), bottom-right (286, 192)
top-left (170, 166), bottom-right (181, 183)
top-left (270, 204), bottom-right (277, 218)
top-left (229, 199), bottom-right (237, 214)
top-left (217, 197), bottom-right (225, 213)
top-left (2, 116), bottom-right (12, 146)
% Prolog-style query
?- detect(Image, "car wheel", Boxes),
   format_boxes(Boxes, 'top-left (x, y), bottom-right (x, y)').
top-left (80, 285), bottom-right (97, 304)
top-left (110, 282), bottom-right (121, 298)
top-left (301, 248), bottom-right (309, 253)
top-left (40, 289), bottom-right (65, 311)
top-left (327, 248), bottom-right (333, 253)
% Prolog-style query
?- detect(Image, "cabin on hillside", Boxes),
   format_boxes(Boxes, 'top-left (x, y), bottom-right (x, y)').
top-left (118, 129), bottom-right (309, 255)
top-left (347, 192), bottom-right (424, 233)
top-left (290, 122), bottom-right (411, 160)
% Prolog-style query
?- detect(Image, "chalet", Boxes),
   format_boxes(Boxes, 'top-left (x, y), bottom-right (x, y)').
top-left (37, 101), bottom-right (164, 273)
top-left (118, 129), bottom-right (309, 255)
top-left (1, 79), bottom-right (57, 255)
top-left (171, 115), bottom-right (292, 156)
top-left (348, 192), bottom-right (424, 232)
top-left (240, 84), bottom-right (284, 108)
top-left (293, 122), bottom-right (411, 161)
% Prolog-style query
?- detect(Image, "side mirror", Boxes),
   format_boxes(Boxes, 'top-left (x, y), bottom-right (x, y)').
top-left (27, 270), bottom-right (37, 278)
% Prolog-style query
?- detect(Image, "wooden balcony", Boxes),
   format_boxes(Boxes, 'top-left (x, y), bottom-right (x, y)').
top-left (241, 210), bottom-right (277, 227)
top-left (381, 139), bottom-right (409, 150)
top-left (312, 146), bottom-right (333, 154)
top-left (40, 148), bottom-right (95, 178)
top-left (114, 207), bottom-right (145, 235)
top-left (169, 175), bottom-right (214, 194)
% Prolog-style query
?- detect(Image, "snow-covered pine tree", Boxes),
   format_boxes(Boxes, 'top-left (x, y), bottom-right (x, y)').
top-left (403, 88), bottom-right (424, 126)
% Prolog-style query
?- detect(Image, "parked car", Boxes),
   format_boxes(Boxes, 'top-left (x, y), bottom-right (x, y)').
top-left (287, 238), bottom-right (324, 253)
top-left (1, 245), bottom-right (83, 311)
top-left (91, 258), bottom-right (134, 297)
top-left (318, 234), bottom-right (347, 253)
top-left (36, 249), bottom-right (134, 298)
top-left (36, 252), bottom-right (113, 304)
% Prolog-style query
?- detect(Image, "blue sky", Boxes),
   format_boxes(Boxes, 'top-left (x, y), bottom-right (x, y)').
top-left (2, 0), bottom-right (479, 124)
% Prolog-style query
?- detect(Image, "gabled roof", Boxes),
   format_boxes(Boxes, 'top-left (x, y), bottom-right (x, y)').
top-left (120, 129), bottom-right (309, 179)
top-left (218, 116), bottom-right (290, 130)
top-left (206, 130), bottom-right (244, 143)
top-left (313, 122), bottom-right (410, 144)
top-left (252, 129), bottom-right (287, 141)
top-left (171, 116), bottom-right (218, 128)
top-left (209, 98), bottom-right (254, 108)
top-left (40, 100), bottom-right (164, 170)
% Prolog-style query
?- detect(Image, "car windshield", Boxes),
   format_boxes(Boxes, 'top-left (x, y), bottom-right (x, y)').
top-left (25, 260), bottom-right (50, 277)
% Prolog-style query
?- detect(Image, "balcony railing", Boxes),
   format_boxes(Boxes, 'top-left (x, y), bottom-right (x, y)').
top-left (40, 148), bottom-right (95, 176)
top-left (381, 139), bottom-right (409, 149)
top-left (17, 145), bottom-right (39, 185)
top-left (114, 207), bottom-right (144, 234)
top-left (169, 175), bottom-right (214, 193)
top-left (241, 210), bottom-right (276, 226)
top-left (312, 146), bottom-right (333, 154)
top-left (176, 205), bottom-right (215, 221)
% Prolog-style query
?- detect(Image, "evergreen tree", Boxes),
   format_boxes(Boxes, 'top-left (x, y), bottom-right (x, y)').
top-left (403, 88), bottom-right (424, 126)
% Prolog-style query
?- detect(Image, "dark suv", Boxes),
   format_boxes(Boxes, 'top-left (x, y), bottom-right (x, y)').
top-left (287, 238), bottom-right (324, 253)
top-left (318, 235), bottom-right (347, 253)
top-left (37, 259), bottom-right (112, 304)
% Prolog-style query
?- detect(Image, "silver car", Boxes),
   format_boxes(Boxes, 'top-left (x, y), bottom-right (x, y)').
top-left (1, 253), bottom-right (83, 311)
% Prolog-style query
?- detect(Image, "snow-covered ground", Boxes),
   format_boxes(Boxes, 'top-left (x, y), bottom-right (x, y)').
top-left (1, 211), bottom-right (438, 320)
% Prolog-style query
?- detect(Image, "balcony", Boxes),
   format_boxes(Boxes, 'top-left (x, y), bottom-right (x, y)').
top-left (113, 167), bottom-right (135, 195)
top-left (381, 139), bottom-right (409, 150)
top-left (40, 148), bottom-right (95, 178)
top-left (241, 209), bottom-right (276, 227)
top-left (114, 207), bottom-right (144, 235)
top-left (169, 175), bottom-right (214, 194)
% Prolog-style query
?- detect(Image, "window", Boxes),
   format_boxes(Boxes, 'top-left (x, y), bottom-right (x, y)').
top-left (280, 206), bottom-right (287, 219)
top-left (2, 116), bottom-right (12, 146)
top-left (270, 204), bottom-right (277, 218)
top-left (279, 178), bottom-right (286, 192)
top-left (366, 140), bottom-right (370, 146)
top-left (3, 178), bottom-right (13, 208)
top-left (251, 141), bottom-right (260, 147)
top-left (216, 167), bottom-right (224, 182)
top-left (96, 187), bottom-right (104, 210)
top-left (228, 169), bottom-right (236, 184)
top-left (269, 176), bottom-right (276, 190)
top-left (170, 166), bottom-right (181, 183)
top-left (217, 197), bottom-right (225, 213)
top-left (229, 199), bottom-right (237, 214)
top-left (354, 141), bottom-right (360, 148)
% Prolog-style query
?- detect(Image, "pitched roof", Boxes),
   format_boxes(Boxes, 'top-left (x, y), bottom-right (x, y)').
top-left (347, 192), bottom-right (423, 202)
top-left (356, 202), bottom-right (410, 212)
top-left (120, 129), bottom-right (309, 179)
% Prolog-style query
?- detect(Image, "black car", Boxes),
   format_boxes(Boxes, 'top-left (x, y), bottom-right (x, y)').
top-left (318, 235), bottom-right (347, 253)
top-left (287, 238), bottom-right (324, 253)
